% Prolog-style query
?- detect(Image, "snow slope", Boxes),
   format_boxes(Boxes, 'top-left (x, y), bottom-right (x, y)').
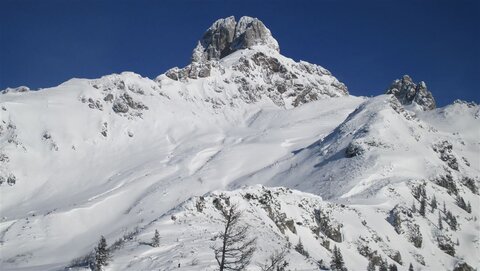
top-left (1, 16), bottom-right (479, 271)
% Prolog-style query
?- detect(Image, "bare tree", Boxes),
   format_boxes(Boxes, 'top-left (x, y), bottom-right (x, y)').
top-left (213, 204), bottom-right (257, 271)
top-left (258, 249), bottom-right (289, 271)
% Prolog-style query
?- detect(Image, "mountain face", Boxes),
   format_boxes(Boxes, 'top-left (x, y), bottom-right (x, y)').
top-left (0, 16), bottom-right (479, 271)
top-left (386, 75), bottom-right (436, 111)
top-left (164, 15), bottom-right (348, 108)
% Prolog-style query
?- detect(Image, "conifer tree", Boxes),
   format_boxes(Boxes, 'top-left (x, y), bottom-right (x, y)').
top-left (367, 259), bottom-right (376, 271)
top-left (389, 263), bottom-right (398, 271)
top-left (430, 195), bottom-right (437, 212)
top-left (93, 235), bottom-right (110, 271)
top-left (438, 210), bottom-right (443, 230)
top-left (152, 229), bottom-right (160, 247)
top-left (419, 197), bottom-right (426, 217)
top-left (379, 258), bottom-right (388, 271)
top-left (330, 245), bottom-right (347, 271)
top-left (409, 263), bottom-right (414, 271)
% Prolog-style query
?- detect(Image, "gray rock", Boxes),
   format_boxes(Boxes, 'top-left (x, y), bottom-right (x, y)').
top-left (193, 16), bottom-right (279, 62)
top-left (112, 100), bottom-right (129, 113)
top-left (386, 75), bottom-right (436, 111)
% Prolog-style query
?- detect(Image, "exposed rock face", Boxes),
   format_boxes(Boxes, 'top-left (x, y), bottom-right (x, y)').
top-left (386, 75), bottom-right (436, 111)
top-left (192, 16), bottom-right (279, 62)
top-left (163, 16), bottom-right (348, 108)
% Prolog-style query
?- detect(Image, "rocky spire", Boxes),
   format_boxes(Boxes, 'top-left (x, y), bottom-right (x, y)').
top-left (192, 16), bottom-right (280, 62)
top-left (386, 75), bottom-right (436, 111)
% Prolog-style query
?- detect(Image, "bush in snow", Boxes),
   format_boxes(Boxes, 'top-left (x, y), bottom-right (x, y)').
top-left (445, 210), bottom-right (458, 231)
top-left (407, 224), bottom-right (422, 248)
top-left (437, 235), bottom-right (455, 256)
top-left (461, 177), bottom-right (478, 194)
top-left (433, 174), bottom-right (458, 195)
top-left (345, 141), bottom-right (365, 158)
top-left (433, 141), bottom-right (459, 171)
top-left (455, 195), bottom-right (471, 213)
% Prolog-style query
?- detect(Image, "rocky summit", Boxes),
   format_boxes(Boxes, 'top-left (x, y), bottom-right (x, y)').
top-left (164, 16), bottom-right (348, 108)
top-left (192, 16), bottom-right (280, 62)
top-left (386, 74), bottom-right (436, 111)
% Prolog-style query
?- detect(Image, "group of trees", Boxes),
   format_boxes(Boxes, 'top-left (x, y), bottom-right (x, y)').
top-left (214, 204), bottom-right (349, 271)
top-left (92, 229), bottom-right (160, 270)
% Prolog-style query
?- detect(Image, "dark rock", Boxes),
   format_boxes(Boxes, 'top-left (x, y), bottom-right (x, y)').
top-left (386, 75), bottom-right (436, 111)
top-left (345, 142), bottom-right (365, 158)
top-left (193, 16), bottom-right (279, 62)
top-left (453, 262), bottom-right (475, 271)
top-left (112, 100), bottom-right (129, 113)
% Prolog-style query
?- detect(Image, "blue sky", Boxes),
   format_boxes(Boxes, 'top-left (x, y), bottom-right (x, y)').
top-left (1, 0), bottom-right (478, 106)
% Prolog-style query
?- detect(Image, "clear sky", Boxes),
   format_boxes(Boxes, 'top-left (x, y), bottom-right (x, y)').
top-left (1, 0), bottom-right (478, 106)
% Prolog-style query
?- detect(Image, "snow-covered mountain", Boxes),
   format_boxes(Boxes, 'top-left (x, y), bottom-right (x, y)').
top-left (0, 16), bottom-right (478, 271)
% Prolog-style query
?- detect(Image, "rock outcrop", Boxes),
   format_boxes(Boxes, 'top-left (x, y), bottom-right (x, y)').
top-left (192, 16), bottom-right (279, 62)
top-left (386, 75), bottom-right (436, 111)
top-left (163, 16), bottom-right (348, 108)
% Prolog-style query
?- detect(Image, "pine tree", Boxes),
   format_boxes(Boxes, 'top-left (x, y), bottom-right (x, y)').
top-left (419, 197), bottom-right (426, 217)
top-left (295, 239), bottom-right (309, 258)
top-left (389, 263), bottom-right (398, 271)
top-left (438, 210), bottom-right (443, 230)
top-left (93, 235), bottom-right (110, 271)
top-left (367, 259), bottom-right (376, 271)
top-left (379, 259), bottom-right (388, 271)
top-left (409, 263), bottom-right (414, 271)
top-left (430, 195), bottom-right (437, 212)
top-left (330, 245), bottom-right (347, 271)
top-left (467, 202), bottom-right (472, 213)
top-left (443, 201), bottom-right (446, 213)
top-left (151, 229), bottom-right (160, 247)
top-left (411, 201), bottom-right (416, 213)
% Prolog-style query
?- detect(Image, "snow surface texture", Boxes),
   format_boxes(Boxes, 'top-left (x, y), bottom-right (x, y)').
top-left (0, 16), bottom-right (479, 271)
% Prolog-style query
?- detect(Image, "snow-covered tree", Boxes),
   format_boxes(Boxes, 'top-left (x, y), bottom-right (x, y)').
top-left (367, 259), bottom-right (376, 271)
top-left (438, 210), bottom-right (443, 230)
top-left (430, 195), bottom-right (437, 212)
top-left (379, 259), bottom-right (388, 271)
top-left (213, 204), bottom-right (256, 271)
top-left (294, 239), bottom-right (309, 258)
top-left (330, 245), bottom-right (347, 271)
top-left (419, 197), bottom-right (426, 217)
top-left (151, 229), bottom-right (160, 247)
top-left (93, 235), bottom-right (110, 271)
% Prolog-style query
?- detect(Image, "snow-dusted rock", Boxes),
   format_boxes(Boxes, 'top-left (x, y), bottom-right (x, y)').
top-left (386, 75), bottom-right (436, 111)
top-left (193, 16), bottom-right (279, 62)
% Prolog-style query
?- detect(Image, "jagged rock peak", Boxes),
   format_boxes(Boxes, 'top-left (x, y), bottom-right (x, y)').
top-left (192, 16), bottom-right (280, 62)
top-left (386, 75), bottom-right (436, 111)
